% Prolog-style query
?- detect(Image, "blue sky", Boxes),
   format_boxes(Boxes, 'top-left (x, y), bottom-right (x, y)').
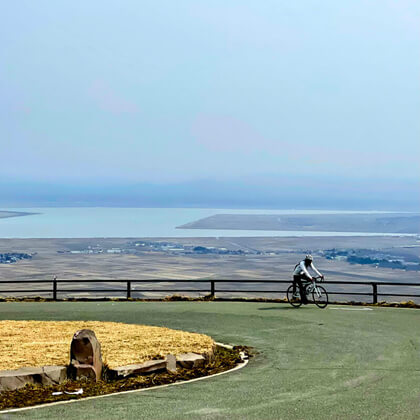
top-left (1, 1), bottom-right (419, 207)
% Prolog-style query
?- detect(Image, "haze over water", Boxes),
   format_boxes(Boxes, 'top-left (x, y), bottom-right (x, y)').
top-left (1, 1), bottom-right (419, 214)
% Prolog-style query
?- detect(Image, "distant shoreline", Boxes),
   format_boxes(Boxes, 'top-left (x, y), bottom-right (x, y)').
top-left (178, 213), bottom-right (420, 234)
top-left (0, 211), bottom-right (39, 220)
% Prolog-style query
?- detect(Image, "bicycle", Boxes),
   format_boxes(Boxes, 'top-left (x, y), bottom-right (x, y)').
top-left (286, 276), bottom-right (328, 308)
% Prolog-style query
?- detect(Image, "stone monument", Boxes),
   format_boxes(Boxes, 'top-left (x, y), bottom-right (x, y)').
top-left (69, 329), bottom-right (103, 381)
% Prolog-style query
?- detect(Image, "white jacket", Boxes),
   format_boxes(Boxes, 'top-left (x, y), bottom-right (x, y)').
top-left (293, 260), bottom-right (322, 280)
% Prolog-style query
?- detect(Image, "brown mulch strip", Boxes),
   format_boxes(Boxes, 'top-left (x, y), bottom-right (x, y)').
top-left (0, 295), bottom-right (419, 308)
top-left (0, 346), bottom-right (250, 411)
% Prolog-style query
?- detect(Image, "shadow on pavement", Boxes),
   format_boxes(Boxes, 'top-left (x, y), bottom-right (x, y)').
top-left (258, 306), bottom-right (301, 310)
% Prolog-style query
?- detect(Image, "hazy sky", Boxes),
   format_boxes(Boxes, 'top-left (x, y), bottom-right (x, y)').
top-left (1, 0), bottom-right (419, 185)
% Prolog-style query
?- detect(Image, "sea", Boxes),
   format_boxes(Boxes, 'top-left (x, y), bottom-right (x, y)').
top-left (0, 207), bottom-right (414, 238)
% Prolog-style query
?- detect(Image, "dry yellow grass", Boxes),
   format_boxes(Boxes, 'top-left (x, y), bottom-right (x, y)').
top-left (0, 321), bottom-right (214, 370)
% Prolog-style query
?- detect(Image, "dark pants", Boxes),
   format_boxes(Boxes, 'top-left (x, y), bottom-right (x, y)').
top-left (293, 275), bottom-right (309, 304)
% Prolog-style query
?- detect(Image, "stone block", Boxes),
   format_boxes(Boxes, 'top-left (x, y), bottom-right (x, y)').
top-left (41, 365), bottom-right (68, 385)
top-left (0, 366), bottom-right (67, 392)
top-left (71, 363), bottom-right (97, 381)
top-left (165, 354), bottom-right (177, 374)
top-left (203, 346), bottom-right (215, 362)
top-left (111, 359), bottom-right (167, 378)
top-left (176, 353), bottom-right (205, 369)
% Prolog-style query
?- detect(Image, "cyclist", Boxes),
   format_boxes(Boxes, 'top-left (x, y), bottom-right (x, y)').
top-left (292, 254), bottom-right (324, 305)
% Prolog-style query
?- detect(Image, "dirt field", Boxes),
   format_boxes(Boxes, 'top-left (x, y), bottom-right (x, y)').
top-left (0, 236), bottom-right (418, 301)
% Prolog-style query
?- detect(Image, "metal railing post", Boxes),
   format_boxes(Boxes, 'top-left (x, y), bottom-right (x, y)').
top-left (52, 277), bottom-right (57, 301)
top-left (127, 281), bottom-right (131, 299)
top-left (372, 283), bottom-right (378, 304)
top-left (210, 280), bottom-right (215, 298)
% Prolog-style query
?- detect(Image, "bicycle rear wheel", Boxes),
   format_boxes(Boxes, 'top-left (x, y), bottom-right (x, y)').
top-left (287, 284), bottom-right (302, 308)
top-left (312, 285), bottom-right (328, 308)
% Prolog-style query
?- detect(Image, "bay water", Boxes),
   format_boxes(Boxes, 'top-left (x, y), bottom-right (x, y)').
top-left (0, 207), bottom-right (413, 238)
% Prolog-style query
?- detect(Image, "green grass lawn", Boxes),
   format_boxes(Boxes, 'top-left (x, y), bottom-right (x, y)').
top-left (1, 301), bottom-right (419, 419)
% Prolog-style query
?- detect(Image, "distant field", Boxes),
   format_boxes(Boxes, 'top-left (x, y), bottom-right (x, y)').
top-left (178, 213), bottom-right (420, 234)
top-left (0, 236), bottom-right (419, 302)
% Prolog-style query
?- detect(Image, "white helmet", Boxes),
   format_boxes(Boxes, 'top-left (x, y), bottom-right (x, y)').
top-left (305, 254), bottom-right (313, 261)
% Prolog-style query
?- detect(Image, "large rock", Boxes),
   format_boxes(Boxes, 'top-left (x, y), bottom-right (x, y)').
top-left (70, 329), bottom-right (103, 381)
top-left (176, 353), bottom-right (205, 369)
top-left (111, 359), bottom-right (167, 378)
top-left (0, 366), bottom-right (67, 392)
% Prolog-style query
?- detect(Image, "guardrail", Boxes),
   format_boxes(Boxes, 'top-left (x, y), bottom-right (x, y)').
top-left (0, 279), bottom-right (420, 304)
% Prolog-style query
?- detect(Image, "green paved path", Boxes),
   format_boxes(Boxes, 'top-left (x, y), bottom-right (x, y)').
top-left (1, 302), bottom-right (419, 419)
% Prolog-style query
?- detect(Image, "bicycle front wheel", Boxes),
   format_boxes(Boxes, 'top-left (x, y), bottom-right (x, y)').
top-left (312, 285), bottom-right (328, 308)
top-left (287, 284), bottom-right (302, 308)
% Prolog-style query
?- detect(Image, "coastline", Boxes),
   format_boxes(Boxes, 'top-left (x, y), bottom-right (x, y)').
top-left (177, 213), bottom-right (420, 234)
top-left (0, 211), bottom-right (39, 220)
